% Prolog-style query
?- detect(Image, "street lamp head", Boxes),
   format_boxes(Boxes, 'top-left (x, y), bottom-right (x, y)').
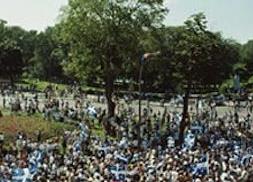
top-left (140, 51), bottom-right (160, 64)
top-left (144, 51), bottom-right (160, 59)
top-left (143, 53), bottom-right (151, 59)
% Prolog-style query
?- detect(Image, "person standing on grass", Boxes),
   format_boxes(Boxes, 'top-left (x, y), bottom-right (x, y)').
top-left (62, 132), bottom-right (68, 154)
top-left (2, 94), bottom-right (6, 108)
top-left (0, 132), bottom-right (4, 147)
top-left (37, 130), bottom-right (42, 143)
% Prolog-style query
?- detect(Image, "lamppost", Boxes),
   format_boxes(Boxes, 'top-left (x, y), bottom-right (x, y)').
top-left (138, 51), bottom-right (160, 146)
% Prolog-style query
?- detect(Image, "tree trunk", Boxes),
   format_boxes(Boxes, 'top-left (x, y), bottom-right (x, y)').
top-left (178, 85), bottom-right (190, 145)
top-left (9, 74), bottom-right (14, 87)
top-left (137, 64), bottom-right (144, 146)
top-left (105, 64), bottom-right (115, 118)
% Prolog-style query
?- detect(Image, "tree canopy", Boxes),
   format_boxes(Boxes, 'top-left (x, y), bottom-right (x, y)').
top-left (0, 2), bottom-right (253, 125)
top-left (0, 20), bottom-right (23, 82)
top-left (58, 0), bottom-right (167, 116)
top-left (157, 13), bottom-right (239, 144)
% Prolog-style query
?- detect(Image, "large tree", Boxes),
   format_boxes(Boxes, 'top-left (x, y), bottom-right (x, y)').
top-left (59, 0), bottom-right (167, 117)
top-left (240, 40), bottom-right (253, 86)
top-left (0, 20), bottom-right (24, 82)
top-left (160, 13), bottom-right (238, 144)
top-left (26, 27), bottom-right (67, 82)
top-left (0, 19), bottom-right (70, 83)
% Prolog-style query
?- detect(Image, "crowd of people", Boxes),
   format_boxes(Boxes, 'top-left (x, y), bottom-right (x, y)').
top-left (0, 85), bottom-right (253, 181)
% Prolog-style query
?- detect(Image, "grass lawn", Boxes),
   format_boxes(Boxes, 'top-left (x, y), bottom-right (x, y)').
top-left (0, 108), bottom-right (109, 144)
top-left (0, 114), bottom-right (75, 143)
top-left (21, 78), bottom-right (105, 94)
top-left (21, 78), bottom-right (68, 91)
top-left (92, 120), bottom-right (106, 138)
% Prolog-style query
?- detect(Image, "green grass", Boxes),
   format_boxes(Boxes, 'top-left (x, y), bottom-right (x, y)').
top-left (1, 108), bottom-right (11, 115)
top-left (21, 78), bottom-right (104, 93)
top-left (21, 78), bottom-right (68, 92)
top-left (0, 114), bottom-right (75, 143)
top-left (81, 85), bottom-right (104, 93)
top-left (92, 120), bottom-right (106, 138)
top-left (0, 108), bottom-right (111, 144)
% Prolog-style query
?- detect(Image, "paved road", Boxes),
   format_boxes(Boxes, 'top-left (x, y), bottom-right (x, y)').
top-left (0, 93), bottom-right (247, 119)
top-left (0, 92), bottom-right (249, 119)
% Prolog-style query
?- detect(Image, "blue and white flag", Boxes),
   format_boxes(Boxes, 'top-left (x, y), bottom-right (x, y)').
top-left (31, 150), bottom-right (43, 163)
top-left (30, 150), bottom-right (44, 174)
top-left (116, 155), bottom-right (128, 164)
top-left (174, 113), bottom-right (182, 125)
top-left (191, 125), bottom-right (203, 135)
top-left (190, 154), bottom-right (209, 176)
top-left (73, 140), bottom-right (82, 152)
top-left (28, 159), bottom-right (38, 175)
top-left (167, 136), bottom-right (175, 148)
top-left (97, 146), bottom-right (109, 157)
top-left (12, 149), bottom-right (44, 182)
top-left (12, 168), bottom-right (32, 182)
top-left (119, 137), bottom-right (128, 149)
top-left (110, 164), bottom-right (126, 181)
top-left (87, 106), bottom-right (97, 118)
top-left (98, 146), bottom-right (110, 153)
top-left (147, 165), bottom-right (156, 174)
top-left (183, 132), bottom-right (195, 149)
top-left (131, 153), bottom-right (140, 163)
top-left (73, 123), bottom-right (89, 152)
top-left (79, 123), bottom-right (89, 142)
top-left (241, 154), bottom-right (253, 166)
top-left (215, 139), bottom-right (229, 148)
